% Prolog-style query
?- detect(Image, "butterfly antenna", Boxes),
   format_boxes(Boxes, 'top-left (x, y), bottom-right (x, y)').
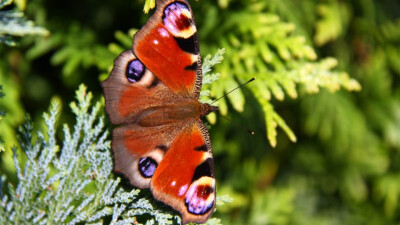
top-left (211, 77), bottom-right (256, 105)
top-left (220, 114), bottom-right (255, 135)
top-left (210, 77), bottom-right (255, 135)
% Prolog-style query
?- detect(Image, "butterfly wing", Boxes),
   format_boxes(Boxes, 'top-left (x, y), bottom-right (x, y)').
top-left (102, 50), bottom-right (181, 125)
top-left (111, 119), bottom-right (216, 223)
top-left (102, 50), bottom-right (186, 188)
top-left (150, 120), bottom-right (216, 224)
top-left (112, 122), bottom-right (183, 189)
top-left (133, 0), bottom-right (202, 98)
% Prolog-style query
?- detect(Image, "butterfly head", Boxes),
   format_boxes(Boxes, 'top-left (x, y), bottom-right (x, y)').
top-left (200, 103), bottom-right (218, 117)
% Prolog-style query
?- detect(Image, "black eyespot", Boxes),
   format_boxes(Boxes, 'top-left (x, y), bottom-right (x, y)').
top-left (138, 157), bottom-right (157, 178)
top-left (126, 59), bottom-right (145, 83)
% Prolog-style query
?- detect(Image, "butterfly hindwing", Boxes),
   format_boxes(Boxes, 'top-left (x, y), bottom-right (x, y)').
top-left (112, 122), bottom-right (183, 188)
top-left (133, 0), bottom-right (202, 98)
top-left (111, 119), bottom-right (216, 223)
top-left (151, 121), bottom-right (216, 224)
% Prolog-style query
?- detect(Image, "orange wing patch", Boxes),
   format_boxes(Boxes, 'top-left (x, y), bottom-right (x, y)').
top-left (112, 123), bottom-right (181, 189)
top-left (150, 121), bottom-right (216, 224)
top-left (133, 0), bottom-right (202, 98)
top-left (135, 24), bottom-right (197, 96)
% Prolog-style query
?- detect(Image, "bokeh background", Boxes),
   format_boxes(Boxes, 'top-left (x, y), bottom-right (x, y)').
top-left (1, 0), bottom-right (400, 224)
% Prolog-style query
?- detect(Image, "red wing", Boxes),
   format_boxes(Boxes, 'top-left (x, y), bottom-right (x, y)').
top-left (133, 0), bottom-right (202, 98)
top-left (101, 50), bottom-right (179, 125)
top-left (150, 121), bottom-right (216, 224)
top-left (111, 122), bottom-right (184, 189)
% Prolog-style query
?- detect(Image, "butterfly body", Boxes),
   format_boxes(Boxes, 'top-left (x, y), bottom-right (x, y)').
top-left (137, 101), bottom-right (216, 127)
top-left (102, 0), bottom-right (218, 224)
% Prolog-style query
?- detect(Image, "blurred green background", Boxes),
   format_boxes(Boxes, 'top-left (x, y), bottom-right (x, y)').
top-left (1, 0), bottom-right (400, 224)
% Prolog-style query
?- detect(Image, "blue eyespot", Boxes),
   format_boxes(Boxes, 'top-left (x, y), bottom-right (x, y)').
top-left (138, 157), bottom-right (157, 178)
top-left (126, 59), bottom-right (145, 83)
top-left (164, 2), bottom-right (189, 19)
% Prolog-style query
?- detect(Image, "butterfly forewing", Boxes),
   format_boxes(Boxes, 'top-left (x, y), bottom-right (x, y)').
top-left (102, 50), bottom-right (179, 125)
top-left (133, 0), bottom-right (202, 98)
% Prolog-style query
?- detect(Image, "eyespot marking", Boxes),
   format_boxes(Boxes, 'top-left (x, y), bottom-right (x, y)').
top-left (163, 2), bottom-right (191, 30)
top-left (138, 157), bottom-right (158, 178)
top-left (185, 177), bottom-right (215, 215)
top-left (163, 2), bottom-right (196, 39)
top-left (126, 59), bottom-right (145, 83)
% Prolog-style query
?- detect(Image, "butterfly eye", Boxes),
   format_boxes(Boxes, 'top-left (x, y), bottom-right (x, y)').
top-left (126, 59), bottom-right (145, 83)
top-left (138, 157), bottom-right (158, 178)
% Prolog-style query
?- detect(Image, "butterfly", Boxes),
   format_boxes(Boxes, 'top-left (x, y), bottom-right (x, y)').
top-left (101, 0), bottom-right (218, 224)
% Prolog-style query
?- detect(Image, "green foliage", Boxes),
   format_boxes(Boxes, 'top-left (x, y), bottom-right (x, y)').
top-left (26, 25), bottom-right (115, 87)
top-left (195, 0), bottom-right (360, 147)
top-left (0, 86), bottom-right (4, 152)
top-left (0, 59), bottom-right (25, 174)
top-left (0, 0), bottom-right (48, 46)
top-left (1, 0), bottom-right (400, 225)
top-left (200, 49), bottom-right (223, 102)
top-left (249, 188), bottom-right (294, 225)
top-left (314, 1), bottom-right (350, 46)
top-left (143, 0), bottom-right (156, 13)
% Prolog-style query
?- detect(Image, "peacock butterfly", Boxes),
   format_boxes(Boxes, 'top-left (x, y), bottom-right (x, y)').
top-left (101, 0), bottom-right (218, 223)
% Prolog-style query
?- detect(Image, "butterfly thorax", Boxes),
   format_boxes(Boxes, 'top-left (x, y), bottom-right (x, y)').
top-left (200, 103), bottom-right (218, 117)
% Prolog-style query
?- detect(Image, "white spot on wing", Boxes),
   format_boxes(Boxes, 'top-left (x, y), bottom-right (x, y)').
top-left (158, 27), bottom-right (170, 37)
top-left (179, 184), bottom-right (188, 196)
